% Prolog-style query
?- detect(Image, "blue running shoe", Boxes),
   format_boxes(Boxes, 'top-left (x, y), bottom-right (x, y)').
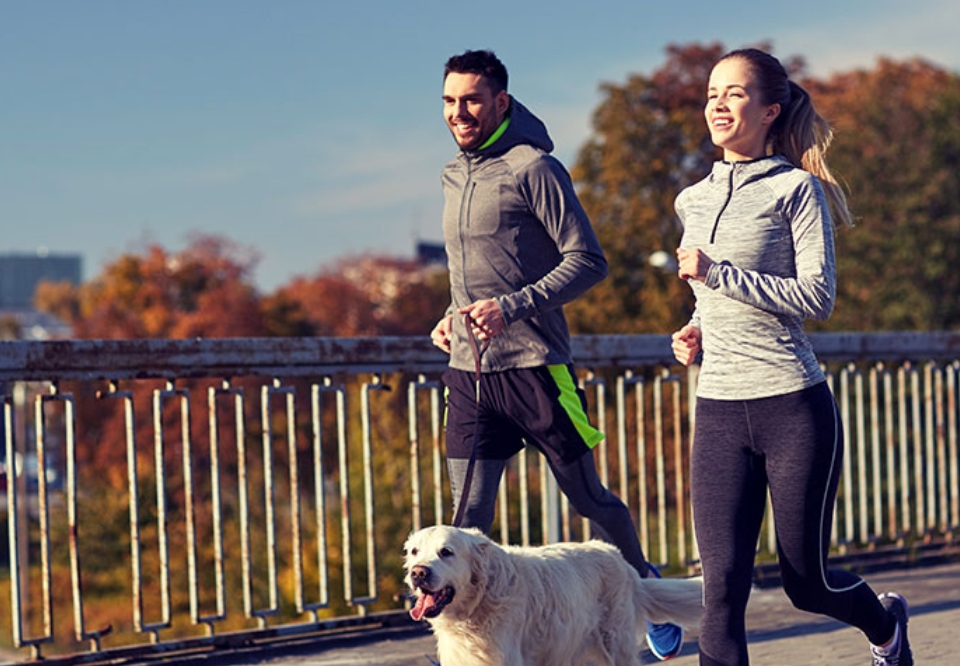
top-left (645, 564), bottom-right (684, 660)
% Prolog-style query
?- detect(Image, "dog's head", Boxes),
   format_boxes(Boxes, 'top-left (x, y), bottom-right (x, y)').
top-left (403, 525), bottom-right (497, 622)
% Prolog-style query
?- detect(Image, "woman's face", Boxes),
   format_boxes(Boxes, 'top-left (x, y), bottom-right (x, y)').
top-left (705, 57), bottom-right (780, 161)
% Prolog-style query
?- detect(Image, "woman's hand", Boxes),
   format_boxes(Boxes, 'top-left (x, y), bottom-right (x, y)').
top-left (671, 324), bottom-right (703, 366)
top-left (677, 247), bottom-right (715, 282)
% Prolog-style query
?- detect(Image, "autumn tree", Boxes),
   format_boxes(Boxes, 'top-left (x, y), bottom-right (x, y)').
top-left (27, 236), bottom-right (277, 635)
top-left (804, 59), bottom-right (960, 331)
top-left (570, 43), bottom-right (960, 334)
top-left (30, 234), bottom-right (271, 492)
top-left (29, 242), bottom-right (453, 631)
top-left (567, 43), bottom-right (726, 334)
top-left (264, 255), bottom-right (449, 337)
top-left (35, 233), bottom-right (266, 339)
top-left (30, 280), bottom-right (79, 325)
top-left (0, 315), bottom-right (20, 339)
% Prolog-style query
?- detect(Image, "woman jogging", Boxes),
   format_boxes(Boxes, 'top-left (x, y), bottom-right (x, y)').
top-left (671, 47), bottom-right (912, 666)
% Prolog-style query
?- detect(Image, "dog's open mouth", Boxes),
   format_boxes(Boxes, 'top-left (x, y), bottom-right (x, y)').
top-left (410, 585), bottom-right (455, 621)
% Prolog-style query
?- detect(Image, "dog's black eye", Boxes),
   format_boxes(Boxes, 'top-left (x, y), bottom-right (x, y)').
top-left (408, 547), bottom-right (418, 557)
top-left (439, 547), bottom-right (454, 558)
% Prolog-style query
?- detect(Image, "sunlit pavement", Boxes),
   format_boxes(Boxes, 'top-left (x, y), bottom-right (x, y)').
top-left (240, 560), bottom-right (960, 666)
top-left (3, 561), bottom-right (954, 665)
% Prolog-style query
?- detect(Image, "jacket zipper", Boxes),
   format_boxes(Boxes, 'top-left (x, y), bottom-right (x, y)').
top-left (458, 159), bottom-right (477, 303)
top-left (709, 166), bottom-right (735, 244)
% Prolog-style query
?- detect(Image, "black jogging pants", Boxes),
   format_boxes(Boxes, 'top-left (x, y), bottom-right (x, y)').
top-left (691, 381), bottom-right (895, 665)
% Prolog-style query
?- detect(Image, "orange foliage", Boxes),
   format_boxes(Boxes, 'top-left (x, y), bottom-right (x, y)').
top-left (47, 234), bottom-right (265, 340)
top-left (270, 255), bottom-right (448, 337)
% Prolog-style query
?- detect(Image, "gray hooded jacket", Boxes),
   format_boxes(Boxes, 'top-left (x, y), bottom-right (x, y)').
top-left (441, 97), bottom-right (608, 373)
top-left (676, 156), bottom-right (836, 400)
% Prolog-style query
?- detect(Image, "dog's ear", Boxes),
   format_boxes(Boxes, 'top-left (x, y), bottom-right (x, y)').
top-left (468, 537), bottom-right (514, 602)
top-left (461, 529), bottom-right (495, 584)
top-left (468, 538), bottom-right (489, 587)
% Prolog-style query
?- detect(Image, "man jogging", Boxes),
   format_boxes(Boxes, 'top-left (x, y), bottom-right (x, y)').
top-left (430, 48), bottom-right (685, 661)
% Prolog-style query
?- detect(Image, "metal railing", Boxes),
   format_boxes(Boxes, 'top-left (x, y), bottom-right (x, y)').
top-left (1, 332), bottom-right (958, 662)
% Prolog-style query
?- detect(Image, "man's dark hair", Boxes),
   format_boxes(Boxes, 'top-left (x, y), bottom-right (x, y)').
top-left (444, 49), bottom-right (508, 93)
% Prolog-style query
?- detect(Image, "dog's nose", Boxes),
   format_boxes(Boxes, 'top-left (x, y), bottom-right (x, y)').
top-left (410, 565), bottom-right (430, 586)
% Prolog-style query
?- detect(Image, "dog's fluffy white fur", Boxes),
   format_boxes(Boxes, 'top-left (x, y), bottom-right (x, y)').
top-left (403, 524), bottom-right (702, 666)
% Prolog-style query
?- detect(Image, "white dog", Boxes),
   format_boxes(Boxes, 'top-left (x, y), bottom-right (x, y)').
top-left (403, 524), bottom-right (702, 666)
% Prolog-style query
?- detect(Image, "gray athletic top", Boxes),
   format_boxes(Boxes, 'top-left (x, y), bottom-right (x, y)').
top-left (441, 97), bottom-right (608, 373)
top-left (675, 156), bottom-right (836, 400)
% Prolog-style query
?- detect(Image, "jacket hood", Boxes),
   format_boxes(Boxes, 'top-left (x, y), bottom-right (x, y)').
top-left (477, 96), bottom-right (554, 155)
top-left (709, 155), bottom-right (793, 188)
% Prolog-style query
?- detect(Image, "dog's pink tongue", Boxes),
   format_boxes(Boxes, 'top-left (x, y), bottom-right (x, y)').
top-left (410, 593), bottom-right (436, 621)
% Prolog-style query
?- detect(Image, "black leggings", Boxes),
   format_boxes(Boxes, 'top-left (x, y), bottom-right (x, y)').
top-left (691, 382), bottom-right (894, 666)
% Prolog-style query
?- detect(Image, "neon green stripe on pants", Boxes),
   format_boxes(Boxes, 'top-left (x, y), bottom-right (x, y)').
top-left (547, 364), bottom-right (605, 448)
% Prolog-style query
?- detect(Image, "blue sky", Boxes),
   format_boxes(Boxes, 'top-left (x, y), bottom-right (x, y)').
top-left (3, 0), bottom-right (959, 293)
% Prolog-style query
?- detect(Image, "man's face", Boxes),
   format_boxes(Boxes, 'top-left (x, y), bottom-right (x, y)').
top-left (442, 72), bottom-right (509, 151)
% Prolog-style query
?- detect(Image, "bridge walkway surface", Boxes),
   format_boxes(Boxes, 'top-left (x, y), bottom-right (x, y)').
top-left (210, 560), bottom-right (960, 666)
top-left (3, 560), bottom-right (956, 665)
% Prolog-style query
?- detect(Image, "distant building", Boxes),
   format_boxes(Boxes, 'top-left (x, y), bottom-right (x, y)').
top-left (0, 251), bottom-right (82, 309)
top-left (415, 241), bottom-right (447, 267)
top-left (0, 251), bottom-right (81, 339)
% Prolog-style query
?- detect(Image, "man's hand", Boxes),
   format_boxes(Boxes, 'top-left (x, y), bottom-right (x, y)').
top-left (458, 299), bottom-right (505, 342)
top-left (671, 324), bottom-right (702, 366)
top-left (430, 315), bottom-right (454, 354)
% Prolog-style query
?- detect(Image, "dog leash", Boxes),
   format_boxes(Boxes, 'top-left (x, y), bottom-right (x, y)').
top-left (451, 312), bottom-right (488, 528)
top-left (425, 314), bottom-right (484, 666)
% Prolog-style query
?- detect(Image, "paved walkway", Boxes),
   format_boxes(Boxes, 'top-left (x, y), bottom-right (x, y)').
top-left (248, 561), bottom-right (960, 666)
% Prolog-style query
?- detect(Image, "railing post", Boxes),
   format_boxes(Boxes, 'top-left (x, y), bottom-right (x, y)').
top-left (407, 375), bottom-right (444, 531)
top-left (947, 361), bottom-right (960, 540)
top-left (96, 382), bottom-right (150, 636)
top-left (348, 375), bottom-right (389, 614)
top-left (4, 385), bottom-right (54, 660)
top-left (617, 370), bottom-right (649, 558)
top-left (580, 371), bottom-right (607, 543)
top-left (304, 377), bottom-right (340, 617)
top-left (949, 362), bottom-right (960, 538)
